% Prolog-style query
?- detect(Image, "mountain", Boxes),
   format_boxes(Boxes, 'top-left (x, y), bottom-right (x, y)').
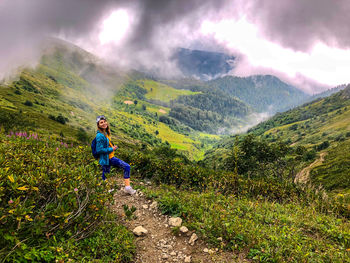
top-left (205, 85), bottom-right (350, 195)
top-left (208, 75), bottom-right (310, 113)
top-left (173, 48), bottom-right (236, 80)
top-left (2, 38), bottom-right (247, 159)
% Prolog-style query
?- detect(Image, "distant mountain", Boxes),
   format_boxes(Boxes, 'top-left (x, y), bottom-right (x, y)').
top-left (173, 48), bottom-right (236, 80)
top-left (308, 84), bottom-right (347, 101)
top-left (208, 75), bottom-right (310, 113)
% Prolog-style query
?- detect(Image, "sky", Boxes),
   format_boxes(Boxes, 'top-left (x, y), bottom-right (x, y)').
top-left (1, 0), bottom-right (350, 93)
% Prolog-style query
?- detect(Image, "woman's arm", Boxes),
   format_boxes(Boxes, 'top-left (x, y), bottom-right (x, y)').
top-left (96, 135), bottom-right (113, 154)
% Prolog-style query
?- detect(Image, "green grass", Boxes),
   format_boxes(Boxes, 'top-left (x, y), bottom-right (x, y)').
top-left (137, 79), bottom-right (200, 102)
top-left (143, 185), bottom-right (350, 263)
top-left (0, 132), bottom-right (135, 262)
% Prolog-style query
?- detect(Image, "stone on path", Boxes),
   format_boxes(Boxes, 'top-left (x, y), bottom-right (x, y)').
top-left (169, 217), bottom-right (182, 227)
top-left (189, 233), bottom-right (198, 246)
top-left (133, 226), bottom-right (148, 236)
top-left (150, 201), bottom-right (158, 209)
top-left (184, 256), bottom-right (191, 262)
top-left (179, 226), bottom-right (188, 233)
top-left (203, 248), bottom-right (209, 253)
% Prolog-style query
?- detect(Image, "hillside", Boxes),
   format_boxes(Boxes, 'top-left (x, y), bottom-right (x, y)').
top-left (208, 75), bottom-right (310, 113)
top-left (0, 38), bottom-right (230, 160)
top-left (205, 85), bottom-right (350, 197)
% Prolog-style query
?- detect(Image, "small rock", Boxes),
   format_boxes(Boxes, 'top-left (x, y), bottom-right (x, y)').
top-left (133, 226), bottom-right (148, 236)
top-left (162, 254), bottom-right (169, 259)
top-left (179, 226), bottom-right (188, 233)
top-left (184, 256), bottom-right (191, 263)
top-left (150, 201), bottom-right (158, 209)
top-left (189, 233), bottom-right (198, 246)
top-left (165, 224), bottom-right (169, 228)
top-left (217, 237), bottom-right (223, 241)
top-left (142, 204), bottom-right (149, 209)
top-left (169, 217), bottom-right (182, 227)
top-left (203, 248), bottom-right (209, 253)
top-left (170, 251), bottom-right (176, 256)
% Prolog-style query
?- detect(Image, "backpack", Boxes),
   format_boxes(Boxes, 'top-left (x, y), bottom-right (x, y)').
top-left (91, 137), bottom-right (99, 159)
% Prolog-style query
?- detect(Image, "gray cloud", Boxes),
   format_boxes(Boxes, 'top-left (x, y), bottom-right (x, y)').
top-left (245, 0), bottom-right (350, 51)
top-left (0, 0), bottom-right (228, 79)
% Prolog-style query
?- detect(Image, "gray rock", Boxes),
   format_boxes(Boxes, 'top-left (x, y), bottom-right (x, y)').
top-left (203, 248), bottom-right (209, 253)
top-left (133, 226), bottom-right (148, 236)
top-left (162, 254), bottom-right (169, 259)
top-left (169, 217), bottom-right (182, 227)
top-left (184, 256), bottom-right (191, 263)
top-left (142, 204), bottom-right (149, 209)
top-left (170, 251), bottom-right (177, 256)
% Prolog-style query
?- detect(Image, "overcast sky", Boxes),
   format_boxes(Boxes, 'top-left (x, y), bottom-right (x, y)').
top-left (1, 0), bottom-right (350, 93)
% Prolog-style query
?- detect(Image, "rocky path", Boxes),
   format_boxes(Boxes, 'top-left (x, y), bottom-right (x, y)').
top-left (110, 178), bottom-right (236, 263)
top-left (294, 152), bottom-right (327, 184)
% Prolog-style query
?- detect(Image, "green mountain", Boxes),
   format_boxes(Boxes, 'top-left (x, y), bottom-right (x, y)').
top-left (205, 85), bottom-right (350, 196)
top-left (208, 75), bottom-right (310, 113)
top-left (1, 39), bottom-right (349, 263)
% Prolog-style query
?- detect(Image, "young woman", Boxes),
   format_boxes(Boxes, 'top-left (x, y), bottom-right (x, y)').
top-left (95, 115), bottom-right (136, 195)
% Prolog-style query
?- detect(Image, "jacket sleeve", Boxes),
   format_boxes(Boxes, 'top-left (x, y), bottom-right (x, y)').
top-left (96, 134), bottom-right (113, 154)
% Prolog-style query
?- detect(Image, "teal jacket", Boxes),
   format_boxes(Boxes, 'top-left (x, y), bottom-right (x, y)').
top-left (96, 130), bottom-right (113, 166)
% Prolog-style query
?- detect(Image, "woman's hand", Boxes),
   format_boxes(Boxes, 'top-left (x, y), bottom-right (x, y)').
top-left (113, 145), bottom-right (118, 151)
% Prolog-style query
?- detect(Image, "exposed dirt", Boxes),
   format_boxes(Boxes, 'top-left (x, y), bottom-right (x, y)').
top-left (110, 177), bottom-right (240, 263)
top-left (294, 152), bottom-right (327, 184)
top-left (124, 100), bottom-right (134, 105)
top-left (158, 109), bottom-right (167, 114)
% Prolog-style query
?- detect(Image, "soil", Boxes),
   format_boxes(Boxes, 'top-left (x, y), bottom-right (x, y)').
top-left (110, 177), bottom-right (242, 263)
top-left (124, 100), bottom-right (134, 105)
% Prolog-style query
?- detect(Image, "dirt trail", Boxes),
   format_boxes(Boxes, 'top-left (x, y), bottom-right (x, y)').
top-left (294, 152), bottom-right (327, 184)
top-left (110, 178), bottom-right (238, 263)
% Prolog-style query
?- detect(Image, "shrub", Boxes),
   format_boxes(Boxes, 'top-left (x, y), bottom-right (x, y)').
top-left (23, 100), bottom-right (33, 106)
top-left (0, 133), bottom-right (135, 261)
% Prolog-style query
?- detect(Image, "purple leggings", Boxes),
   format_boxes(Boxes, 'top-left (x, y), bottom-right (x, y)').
top-left (102, 157), bottom-right (130, 180)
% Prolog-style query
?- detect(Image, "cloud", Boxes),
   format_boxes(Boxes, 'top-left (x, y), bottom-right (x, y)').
top-left (0, 0), bottom-right (227, 79)
top-left (1, 0), bottom-right (349, 91)
top-left (244, 0), bottom-right (350, 52)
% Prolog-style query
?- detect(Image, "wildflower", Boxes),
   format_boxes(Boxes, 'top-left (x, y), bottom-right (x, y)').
top-left (74, 188), bottom-right (78, 192)
top-left (56, 147), bottom-right (59, 151)
top-left (8, 200), bottom-right (13, 204)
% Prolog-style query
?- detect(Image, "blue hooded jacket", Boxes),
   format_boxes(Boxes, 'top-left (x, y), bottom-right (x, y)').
top-left (96, 130), bottom-right (113, 166)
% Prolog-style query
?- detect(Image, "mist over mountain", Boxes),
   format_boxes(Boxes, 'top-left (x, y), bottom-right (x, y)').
top-left (173, 48), bottom-right (236, 80)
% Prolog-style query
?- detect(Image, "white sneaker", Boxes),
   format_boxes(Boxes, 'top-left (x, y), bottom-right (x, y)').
top-left (124, 186), bottom-right (136, 195)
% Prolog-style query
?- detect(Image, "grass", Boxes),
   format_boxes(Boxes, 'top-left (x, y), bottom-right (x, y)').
top-left (137, 79), bottom-right (200, 102)
top-left (142, 184), bottom-right (350, 263)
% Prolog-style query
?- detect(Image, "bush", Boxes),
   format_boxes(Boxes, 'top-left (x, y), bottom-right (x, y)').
top-left (48, 114), bottom-right (69, 125)
top-left (23, 100), bottom-right (33, 106)
top-left (0, 133), bottom-right (135, 262)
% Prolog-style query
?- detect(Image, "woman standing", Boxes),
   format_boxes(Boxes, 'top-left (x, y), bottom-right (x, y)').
top-left (95, 115), bottom-right (136, 195)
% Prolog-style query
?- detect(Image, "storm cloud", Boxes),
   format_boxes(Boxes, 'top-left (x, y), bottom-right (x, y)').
top-left (0, 0), bottom-right (349, 89)
top-left (245, 0), bottom-right (350, 51)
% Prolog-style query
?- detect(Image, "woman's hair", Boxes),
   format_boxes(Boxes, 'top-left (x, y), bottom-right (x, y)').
top-left (97, 120), bottom-right (111, 136)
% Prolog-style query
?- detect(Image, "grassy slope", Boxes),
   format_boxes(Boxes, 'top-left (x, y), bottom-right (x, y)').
top-left (0, 40), bottom-right (221, 160)
top-left (138, 79), bottom-right (201, 102)
top-left (204, 86), bottom-right (350, 196)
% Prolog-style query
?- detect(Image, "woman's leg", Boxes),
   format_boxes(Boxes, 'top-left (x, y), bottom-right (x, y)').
top-left (109, 157), bottom-right (135, 193)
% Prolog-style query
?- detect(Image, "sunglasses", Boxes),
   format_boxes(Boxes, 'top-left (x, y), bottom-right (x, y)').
top-left (96, 115), bottom-right (107, 123)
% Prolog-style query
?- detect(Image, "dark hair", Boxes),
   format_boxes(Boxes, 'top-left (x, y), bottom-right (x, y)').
top-left (97, 120), bottom-right (111, 136)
